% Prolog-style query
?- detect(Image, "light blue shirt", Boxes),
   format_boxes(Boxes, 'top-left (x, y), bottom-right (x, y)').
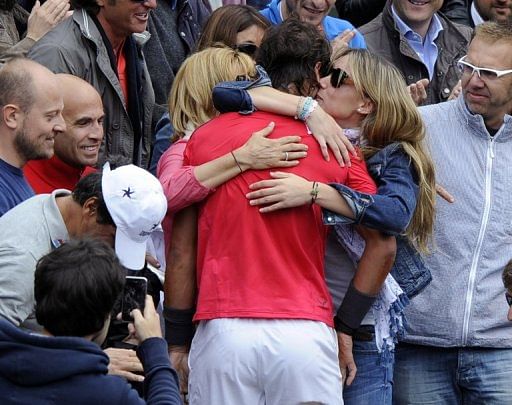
top-left (391, 5), bottom-right (443, 80)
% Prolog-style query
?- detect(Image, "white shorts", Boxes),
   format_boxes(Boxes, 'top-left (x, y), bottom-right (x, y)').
top-left (188, 318), bottom-right (343, 405)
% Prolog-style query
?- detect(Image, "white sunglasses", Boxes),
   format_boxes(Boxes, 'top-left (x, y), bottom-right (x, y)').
top-left (457, 56), bottom-right (512, 80)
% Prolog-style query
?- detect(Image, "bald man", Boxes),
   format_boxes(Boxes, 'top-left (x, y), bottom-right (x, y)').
top-left (25, 74), bottom-right (105, 194)
top-left (0, 57), bottom-right (65, 216)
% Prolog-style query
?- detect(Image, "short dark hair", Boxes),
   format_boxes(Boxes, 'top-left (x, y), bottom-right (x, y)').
top-left (0, 57), bottom-right (36, 113)
top-left (72, 172), bottom-right (115, 226)
top-left (71, 0), bottom-right (100, 15)
top-left (503, 260), bottom-right (512, 292)
top-left (35, 239), bottom-right (125, 337)
top-left (256, 18), bottom-right (331, 96)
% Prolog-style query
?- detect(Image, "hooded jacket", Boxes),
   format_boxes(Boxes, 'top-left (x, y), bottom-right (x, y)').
top-left (0, 319), bottom-right (181, 404)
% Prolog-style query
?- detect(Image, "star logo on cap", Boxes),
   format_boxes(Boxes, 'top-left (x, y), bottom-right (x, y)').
top-left (122, 187), bottom-right (134, 199)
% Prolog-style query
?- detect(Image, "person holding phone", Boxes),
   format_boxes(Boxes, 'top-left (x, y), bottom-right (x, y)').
top-left (0, 239), bottom-right (181, 404)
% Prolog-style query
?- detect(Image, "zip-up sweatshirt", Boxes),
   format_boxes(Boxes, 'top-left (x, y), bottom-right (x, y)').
top-left (402, 95), bottom-right (512, 348)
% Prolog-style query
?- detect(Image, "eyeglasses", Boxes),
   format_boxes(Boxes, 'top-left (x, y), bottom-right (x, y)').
top-left (234, 43), bottom-right (259, 58)
top-left (506, 291), bottom-right (512, 306)
top-left (457, 56), bottom-right (512, 80)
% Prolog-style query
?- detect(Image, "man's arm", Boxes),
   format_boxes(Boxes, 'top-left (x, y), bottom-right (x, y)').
top-left (0, 246), bottom-right (37, 327)
top-left (335, 228), bottom-right (396, 385)
top-left (163, 206), bottom-right (198, 397)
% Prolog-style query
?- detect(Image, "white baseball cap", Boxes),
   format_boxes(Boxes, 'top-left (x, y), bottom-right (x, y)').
top-left (102, 163), bottom-right (167, 270)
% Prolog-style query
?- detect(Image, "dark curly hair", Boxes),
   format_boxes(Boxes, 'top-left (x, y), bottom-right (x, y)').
top-left (256, 17), bottom-right (331, 96)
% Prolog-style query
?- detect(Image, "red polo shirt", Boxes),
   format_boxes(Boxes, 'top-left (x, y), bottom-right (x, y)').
top-left (184, 112), bottom-right (376, 326)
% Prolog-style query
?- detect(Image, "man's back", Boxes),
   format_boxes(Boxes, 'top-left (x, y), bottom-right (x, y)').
top-left (184, 112), bottom-right (375, 326)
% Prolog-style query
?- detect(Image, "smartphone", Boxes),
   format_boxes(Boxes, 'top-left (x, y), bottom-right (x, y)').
top-left (121, 276), bottom-right (147, 321)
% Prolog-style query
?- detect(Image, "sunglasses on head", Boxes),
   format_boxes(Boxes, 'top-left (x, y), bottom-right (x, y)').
top-left (457, 55), bottom-right (512, 80)
top-left (320, 65), bottom-right (354, 88)
top-left (506, 292), bottom-right (512, 306)
top-left (234, 43), bottom-right (259, 58)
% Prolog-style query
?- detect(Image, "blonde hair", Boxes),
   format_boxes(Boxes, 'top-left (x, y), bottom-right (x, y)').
top-left (332, 48), bottom-right (436, 251)
top-left (169, 46), bottom-right (257, 139)
top-left (475, 21), bottom-right (512, 43)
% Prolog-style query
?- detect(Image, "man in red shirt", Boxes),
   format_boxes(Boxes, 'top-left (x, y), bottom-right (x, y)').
top-left (25, 75), bottom-right (103, 193)
top-left (176, 20), bottom-right (377, 405)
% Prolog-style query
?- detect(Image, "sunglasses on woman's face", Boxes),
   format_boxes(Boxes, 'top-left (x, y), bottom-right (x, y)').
top-left (329, 68), bottom-right (354, 88)
top-left (319, 64), bottom-right (354, 88)
top-left (234, 43), bottom-right (259, 58)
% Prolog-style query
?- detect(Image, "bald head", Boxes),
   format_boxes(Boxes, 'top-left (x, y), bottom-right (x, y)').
top-left (0, 58), bottom-right (59, 112)
top-left (54, 74), bottom-right (105, 168)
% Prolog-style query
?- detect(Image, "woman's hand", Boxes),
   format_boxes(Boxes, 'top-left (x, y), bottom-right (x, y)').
top-left (235, 122), bottom-right (308, 170)
top-left (306, 107), bottom-right (357, 166)
top-left (246, 171), bottom-right (313, 212)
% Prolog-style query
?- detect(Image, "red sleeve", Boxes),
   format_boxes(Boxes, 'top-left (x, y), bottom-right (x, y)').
top-left (345, 150), bottom-right (377, 194)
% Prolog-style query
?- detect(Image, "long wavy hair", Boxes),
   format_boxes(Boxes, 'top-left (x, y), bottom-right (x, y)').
top-left (333, 48), bottom-right (436, 251)
top-left (169, 46), bottom-right (257, 140)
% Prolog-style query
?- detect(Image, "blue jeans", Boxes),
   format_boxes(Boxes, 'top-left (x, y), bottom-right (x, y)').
top-left (394, 342), bottom-right (512, 404)
top-left (343, 336), bottom-right (394, 405)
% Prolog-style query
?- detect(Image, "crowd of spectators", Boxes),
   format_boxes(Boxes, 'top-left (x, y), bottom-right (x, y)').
top-left (1, 0), bottom-right (512, 404)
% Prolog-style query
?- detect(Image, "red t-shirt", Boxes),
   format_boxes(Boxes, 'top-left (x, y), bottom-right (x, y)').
top-left (184, 112), bottom-right (376, 326)
top-left (24, 155), bottom-right (96, 194)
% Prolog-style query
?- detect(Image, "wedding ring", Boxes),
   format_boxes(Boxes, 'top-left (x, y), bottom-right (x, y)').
top-left (284, 152), bottom-right (289, 161)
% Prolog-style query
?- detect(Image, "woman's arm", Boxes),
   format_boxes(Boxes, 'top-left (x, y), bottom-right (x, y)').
top-left (158, 123), bottom-right (308, 213)
top-left (213, 83), bottom-right (356, 165)
top-left (246, 171), bottom-right (356, 218)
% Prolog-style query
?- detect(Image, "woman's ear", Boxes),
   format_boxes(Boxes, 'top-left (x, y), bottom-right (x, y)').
top-left (357, 97), bottom-right (374, 116)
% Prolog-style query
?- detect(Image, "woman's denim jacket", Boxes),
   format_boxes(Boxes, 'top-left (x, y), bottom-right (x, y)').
top-left (323, 143), bottom-right (431, 298)
top-left (212, 71), bottom-right (431, 298)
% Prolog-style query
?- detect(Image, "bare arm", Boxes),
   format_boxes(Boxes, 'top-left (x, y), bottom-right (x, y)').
top-left (159, 124), bottom-right (307, 212)
top-left (247, 87), bottom-right (356, 165)
top-left (246, 172), bottom-right (355, 218)
top-left (163, 206), bottom-right (198, 399)
top-left (194, 122), bottom-right (307, 189)
top-left (337, 228), bottom-right (396, 386)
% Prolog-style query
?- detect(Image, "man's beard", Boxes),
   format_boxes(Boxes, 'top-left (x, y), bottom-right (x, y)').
top-left (0, 0), bottom-right (17, 11)
top-left (14, 127), bottom-right (50, 162)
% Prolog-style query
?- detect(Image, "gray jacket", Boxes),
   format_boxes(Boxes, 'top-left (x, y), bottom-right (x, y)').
top-left (403, 95), bottom-right (512, 348)
top-left (28, 10), bottom-right (155, 168)
top-left (359, 1), bottom-right (472, 105)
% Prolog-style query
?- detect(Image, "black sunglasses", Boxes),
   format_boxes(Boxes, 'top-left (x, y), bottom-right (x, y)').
top-left (234, 43), bottom-right (259, 58)
top-left (506, 292), bottom-right (512, 306)
top-left (319, 65), bottom-right (354, 88)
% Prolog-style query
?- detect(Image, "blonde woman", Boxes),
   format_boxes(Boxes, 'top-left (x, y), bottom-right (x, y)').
top-left (245, 48), bottom-right (436, 404)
